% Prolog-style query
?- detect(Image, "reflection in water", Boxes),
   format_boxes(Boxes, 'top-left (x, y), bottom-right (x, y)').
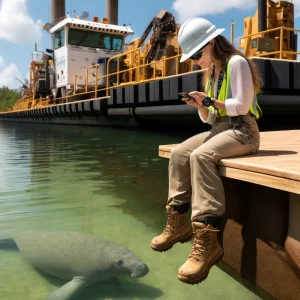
top-left (0, 122), bottom-right (261, 300)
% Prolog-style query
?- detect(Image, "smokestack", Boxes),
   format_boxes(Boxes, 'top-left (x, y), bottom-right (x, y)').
top-left (106, 0), bottom-right (118, 25)
top-left (51, 0), bottom-right (66, 24)
top-left (258, 0), bottom-right (267, 32)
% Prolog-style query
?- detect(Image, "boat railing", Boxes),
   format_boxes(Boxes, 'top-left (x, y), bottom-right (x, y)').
top-left (6, 26), bottom-right (300, 113)
top-left (105, 47), bottom-right (195, 90)
top-left (239, 26), bottom-right (300, 59)
top-left (75, 50), bottom-right (195, 99)
top-left (6, 50), bottom-right (198, 112)
top-left (31, 51), bottom-right (45, 64)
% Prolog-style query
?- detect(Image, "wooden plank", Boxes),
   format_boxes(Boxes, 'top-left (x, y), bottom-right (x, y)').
top-left (159, 150), bottom-right (172, 159)
top-left (158, 130), bottom-right (300, 193)
top-left (218, 166), bottom-right (300, 194)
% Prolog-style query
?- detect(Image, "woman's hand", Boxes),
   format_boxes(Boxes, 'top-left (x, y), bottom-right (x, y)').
top-left (189, 91), bottom-right (207, 107)
top-left (182, 91), bottom-right (206, 109)
top-left (184, 91), bottom-right (226, 111)
top-left (181, 91), bottom-right (210, 120)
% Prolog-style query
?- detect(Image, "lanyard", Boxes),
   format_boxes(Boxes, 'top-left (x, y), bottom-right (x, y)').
top-left (206, 64), bottom-right (224, 99)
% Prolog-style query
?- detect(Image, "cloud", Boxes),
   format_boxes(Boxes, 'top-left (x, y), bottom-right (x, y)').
top-left (172, 0), bottom-right (257, 23)
top-left (294, 0), bottom-right (300, 17)
top-left (173, 0), bottom-right (300, 23)
top-left (0, 56), bottom-right (22, 89)
top-left (0, 56), bottom-right (5, 69)
top-left (0, 0), bottom-right (43, 43)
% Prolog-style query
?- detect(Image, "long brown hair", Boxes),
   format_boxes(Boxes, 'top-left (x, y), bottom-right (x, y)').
top-left (202, 35), bottom-right (263, 94)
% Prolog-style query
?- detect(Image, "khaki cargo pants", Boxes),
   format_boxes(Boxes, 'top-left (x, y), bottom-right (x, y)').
top-left (167, 115), bottom-right (260, 222)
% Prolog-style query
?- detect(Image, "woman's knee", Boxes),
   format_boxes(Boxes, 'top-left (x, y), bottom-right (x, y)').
top-left (190, 148), bottom-right (212, 164)
top-left (170, 143), bottom-right (191, 162)
top-left (170, 131), bottom-right (212, 163)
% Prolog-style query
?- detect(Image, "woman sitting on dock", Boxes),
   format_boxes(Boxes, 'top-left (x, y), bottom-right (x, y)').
top-left (150, 17), bottom-right (263, 284)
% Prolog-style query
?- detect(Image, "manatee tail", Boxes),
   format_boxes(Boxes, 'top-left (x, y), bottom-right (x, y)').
top-left (0, 238), bottom-right (19, 251)
top-left (45, 276), bottom-right (89, 300)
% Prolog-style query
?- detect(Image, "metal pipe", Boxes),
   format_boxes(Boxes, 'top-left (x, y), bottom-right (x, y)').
top-left (280, 27), bottom-right (283, 59)
top-left (86, 68), bottom-right (88, 93)
top-left (231, 21), bottom-right (235, 45)
top-left (45, 59), bottom-right (49, 94)
top-left (294, 33), bottom-right (298, 53)
top-left (74, 75), bottom-right (77, 95)
top-left (95, 64), bottom-right (98, 98)
top-left (258, 0), bottom-right (267, 32)
top-left (106, 0), bottom-right (118, 25)
top-left (51, 0), bottom-right (66, 24)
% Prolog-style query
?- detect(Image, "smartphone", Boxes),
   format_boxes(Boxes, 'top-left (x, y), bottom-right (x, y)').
top-left (178, 92), bottom-right (195, 101)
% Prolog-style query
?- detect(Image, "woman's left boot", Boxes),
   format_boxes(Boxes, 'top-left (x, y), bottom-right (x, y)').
top-left (177, 221), bottom-right (224, 284)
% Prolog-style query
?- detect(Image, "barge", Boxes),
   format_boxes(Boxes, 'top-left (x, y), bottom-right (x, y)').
top-left (0, 0), bottom-right (300, 131)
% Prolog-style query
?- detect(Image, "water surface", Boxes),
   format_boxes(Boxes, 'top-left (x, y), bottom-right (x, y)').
top-left (0, 122), bottom-right (261, 300)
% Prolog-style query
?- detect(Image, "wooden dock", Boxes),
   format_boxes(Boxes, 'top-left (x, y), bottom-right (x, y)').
top-left (158, 130), bottom-right (300, 300)
top-left (159, 130), bottom-right (300, 194)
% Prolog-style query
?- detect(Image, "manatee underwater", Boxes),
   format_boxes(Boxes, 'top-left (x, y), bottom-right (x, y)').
top-left (0, 231), bottom-right (149, 300)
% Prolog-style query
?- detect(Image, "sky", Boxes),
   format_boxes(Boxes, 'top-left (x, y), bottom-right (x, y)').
top-left (1, 0), bottom-right (300, 89)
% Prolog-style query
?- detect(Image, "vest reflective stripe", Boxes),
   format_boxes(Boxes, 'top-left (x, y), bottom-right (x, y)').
top-left (207, 57), bottom-right (262, 119)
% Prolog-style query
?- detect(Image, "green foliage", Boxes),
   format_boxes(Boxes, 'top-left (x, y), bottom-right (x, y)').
top-left (0, 86), bottom-right (21, 111)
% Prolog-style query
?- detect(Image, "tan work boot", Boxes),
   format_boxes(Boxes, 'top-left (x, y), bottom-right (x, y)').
top-left (150, 205), bottom-right (193, 252)
top-left (177, 221), bottom-right (224, 284)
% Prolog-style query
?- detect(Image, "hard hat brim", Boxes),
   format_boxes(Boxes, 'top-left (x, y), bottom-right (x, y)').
top-left (180, 28), bottom-right (225, 63)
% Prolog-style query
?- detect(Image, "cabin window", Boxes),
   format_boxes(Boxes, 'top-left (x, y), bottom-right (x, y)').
top-left (68, 28), bottom-right (123, 50)
top-left (54, 29), bottom-right (65, 49)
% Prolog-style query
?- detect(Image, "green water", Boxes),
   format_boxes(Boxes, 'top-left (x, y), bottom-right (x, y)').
top-left (0, 122), bottom-right (261, 300)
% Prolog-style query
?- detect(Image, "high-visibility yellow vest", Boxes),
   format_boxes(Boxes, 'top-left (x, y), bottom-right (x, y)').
top-left (206, 57), bottom-right (262, 119)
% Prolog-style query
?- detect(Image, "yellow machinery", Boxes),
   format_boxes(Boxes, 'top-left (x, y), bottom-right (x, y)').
top-left (120, 2), bottom-right (298, 85)
top-left (121, 9), bottom-right (191, 83)
top-left (240, 0), bottom-right (297, 60)
top-left (13, 51), bottom-right (52, 110)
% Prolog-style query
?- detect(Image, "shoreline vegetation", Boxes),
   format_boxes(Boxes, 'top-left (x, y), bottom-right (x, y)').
top-left (0, 86), bottom-right (21, 111)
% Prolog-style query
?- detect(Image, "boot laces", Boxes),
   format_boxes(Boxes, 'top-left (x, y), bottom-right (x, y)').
top-left (163, 210), bottom-right (177, 235)
top-left (189, 227), bottom-right (219, 261)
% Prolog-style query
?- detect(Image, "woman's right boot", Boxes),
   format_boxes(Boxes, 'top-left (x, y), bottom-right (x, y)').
top-left (150, 205), bottom-right (193, 252)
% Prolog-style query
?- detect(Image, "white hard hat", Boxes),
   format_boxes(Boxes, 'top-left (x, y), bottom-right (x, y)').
top-left (178, 17), bottom-right (225, 62)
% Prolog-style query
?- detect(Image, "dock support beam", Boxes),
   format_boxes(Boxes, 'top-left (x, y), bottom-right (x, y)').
top-left (285, 193), bottom-right (300, 277)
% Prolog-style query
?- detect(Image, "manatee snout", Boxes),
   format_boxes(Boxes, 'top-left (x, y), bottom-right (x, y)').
top-left (131, 261), bottom-right (149, 278)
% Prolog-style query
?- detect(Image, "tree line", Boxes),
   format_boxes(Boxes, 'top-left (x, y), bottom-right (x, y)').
top-left (0, 86), bottom-right (21, 111)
